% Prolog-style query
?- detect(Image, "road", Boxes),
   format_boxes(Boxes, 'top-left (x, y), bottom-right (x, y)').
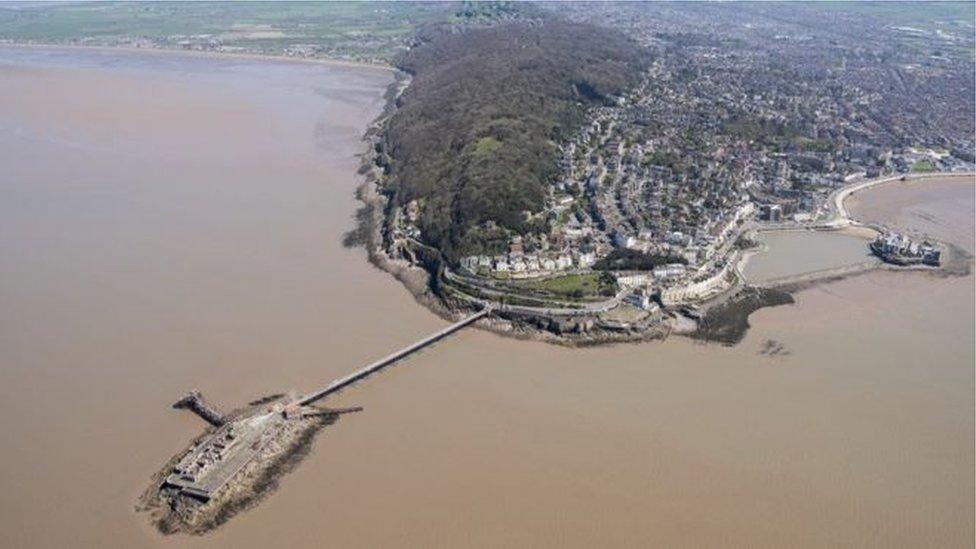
top-left (825, 171), bottom-right (975, 228)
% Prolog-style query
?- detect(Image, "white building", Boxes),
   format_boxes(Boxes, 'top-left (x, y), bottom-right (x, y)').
top-left (616, 272), bottom-right (654, 288)
top-left (660, 260), bottom-right (735, 306)
top-left (576, 252), bottom-right (596, 269)
top-left (625, 288), bottom-right (658, 311)
top-left (653, 263), bottom-right (686, 279)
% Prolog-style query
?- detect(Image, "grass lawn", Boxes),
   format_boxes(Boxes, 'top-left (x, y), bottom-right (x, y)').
top-left (911, 159), bottom-right (936, 172)
top-left (515, 273), bottom-right (617, 298)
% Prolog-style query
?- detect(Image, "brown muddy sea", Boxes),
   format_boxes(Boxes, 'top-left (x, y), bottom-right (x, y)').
top-left (1, 47), bottom-right (973, 548)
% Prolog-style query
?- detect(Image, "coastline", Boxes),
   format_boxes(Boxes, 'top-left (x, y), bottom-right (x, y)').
top-left (0, 42), bottom-right (395, 74)
top-left (355, 125), bottom-right (974, 347)
top-left (352, 59), bottom-right (972, 345)
top-left (1, 36), bottom-right (972, 548)
top-left (51, 39), bottom-right (955, 350)
top-left (831, 171), bottom-right (976, 226)
top-left (353, 89), bottom-right (675, 347)
top-left (137, 396), bottom-right (344, 536)
top-left (19, 42), bottom-right (966, 349)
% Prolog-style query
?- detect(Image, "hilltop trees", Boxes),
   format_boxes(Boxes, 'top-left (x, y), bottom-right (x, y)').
top-left (381, 19), bottom-right (648, 262)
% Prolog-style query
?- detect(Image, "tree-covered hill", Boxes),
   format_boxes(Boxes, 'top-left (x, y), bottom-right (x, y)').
top-left (382, 19), bottom-right (648, 262)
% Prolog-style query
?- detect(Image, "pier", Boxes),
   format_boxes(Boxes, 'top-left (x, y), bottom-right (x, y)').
top-left (298, 308), bottom-right (490, 405)
top-left (163, 308), bottom-right (489, 502)
top-left (173, 391), bottom-right (225, 427)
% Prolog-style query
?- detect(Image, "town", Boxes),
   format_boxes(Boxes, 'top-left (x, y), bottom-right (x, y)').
top-left (375, 3), bottom-right (973, 339)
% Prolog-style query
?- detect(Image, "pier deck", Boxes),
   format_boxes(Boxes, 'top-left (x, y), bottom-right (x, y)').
top-left (298, 308), bottom-right (489, 405)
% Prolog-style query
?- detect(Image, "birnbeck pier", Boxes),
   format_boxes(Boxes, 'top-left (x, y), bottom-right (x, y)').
top-left (298, 307), bottom-right (490, 405)
top-left (151, 307), bottom-right (491, 522)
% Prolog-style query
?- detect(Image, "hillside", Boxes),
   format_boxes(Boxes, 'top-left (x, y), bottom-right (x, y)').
top-left (381, 19), bottom-right (648, 262)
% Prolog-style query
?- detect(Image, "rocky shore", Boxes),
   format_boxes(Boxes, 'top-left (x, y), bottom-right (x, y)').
top-left (689, 287), bottom-right (796, 346)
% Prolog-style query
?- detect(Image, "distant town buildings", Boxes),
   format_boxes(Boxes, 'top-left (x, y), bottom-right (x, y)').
top-left (381, 2), bottom-right (971, 313)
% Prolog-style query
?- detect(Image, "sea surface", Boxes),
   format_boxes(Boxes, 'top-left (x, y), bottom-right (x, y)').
top-left (0, 47), bottom-right (973, 548)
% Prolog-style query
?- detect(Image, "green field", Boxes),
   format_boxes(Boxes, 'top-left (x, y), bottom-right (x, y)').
top-left (514, 273), bottom-right (618, 299)
top-left (0, 1), bottom-right (451, 61)
top-left (826, 1), bottom-right (974, 31)
top-left (911, 158), bottom-right (937, 172)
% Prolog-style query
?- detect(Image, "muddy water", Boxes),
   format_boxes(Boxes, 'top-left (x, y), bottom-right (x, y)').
top-left (847, 175), bottom-right (976, 255)
top-left (743, 230), bottom-right (877, 284)
top-left (0, 48), bottom-right (972, 548)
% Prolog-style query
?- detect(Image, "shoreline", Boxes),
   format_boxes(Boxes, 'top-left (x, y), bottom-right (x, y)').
top-left (3, 23), bottom-right (972, 547)
top-left (0, 42), bottom-right (395, 74)
top-left (14, 42), bottom-right (965, 348)
top-left (352, 87), bottom-right (676, 348)
top-left (137, 395), bottom-right (346, 536)
top-left (831, 171), bottom-right (975, 227)
top-left (352, 68), bottom-right (973, 346)
top-left (355, 139), bottom-right (973, 346)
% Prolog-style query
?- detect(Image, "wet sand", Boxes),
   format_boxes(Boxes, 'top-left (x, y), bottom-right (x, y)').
top-left (0, 48), bottom-right (972, 548)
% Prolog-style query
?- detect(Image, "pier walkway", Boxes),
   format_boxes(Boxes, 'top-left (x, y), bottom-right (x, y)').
top-left (298, 308), bottom-right (490, 405)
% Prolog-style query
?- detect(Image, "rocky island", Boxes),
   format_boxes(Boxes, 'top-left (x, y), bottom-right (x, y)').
top-left (138, 392), bottom-right (360, 535)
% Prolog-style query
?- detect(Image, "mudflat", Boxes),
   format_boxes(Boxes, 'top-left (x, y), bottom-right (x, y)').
top-left (0, 48), bottom-right (972, 547)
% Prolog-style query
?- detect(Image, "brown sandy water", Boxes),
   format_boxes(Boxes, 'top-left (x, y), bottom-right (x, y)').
top-left (0, 48), bottom-right (973, 548)
top-left (847, 175), bottom-right (976, 254)
top-left (743, 230), bottom-right (878, 284)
